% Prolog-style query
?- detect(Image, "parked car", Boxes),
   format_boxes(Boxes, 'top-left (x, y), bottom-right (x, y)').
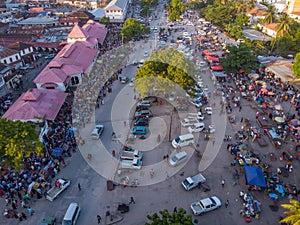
top-left (182, 173), bottom-right (206, 191)
top-left (205, 107), bottom-right (212, 115)
top-left (134, 110), bottom-right (152, 119)
top-left (137, 100), bottom-right (152, 107)
top-left (190, 196), bottom-right (222, 215)
top-left (181, 118), bottom-right (199, 127)
top-left (131, 126), bottom-right (147, 135)
top-left (44, 53), bottom-right (55, 59)
top-left (187, 112), bottom-right (204, 121)
top-left (190, 99), bottom-right (203, 108)
top-left (46, 178), bottom-right (70, 201)
top-left (134, 118), bottom-right (149, 126)
top-left (188, 122), bottom-right (205, 133)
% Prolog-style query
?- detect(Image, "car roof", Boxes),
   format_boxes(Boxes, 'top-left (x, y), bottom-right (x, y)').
top-left (200, 197), bottom-right (213, 206)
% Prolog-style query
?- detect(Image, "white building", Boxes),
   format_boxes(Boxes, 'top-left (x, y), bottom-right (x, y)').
top-left (104, 0), bottom-right (129, 22)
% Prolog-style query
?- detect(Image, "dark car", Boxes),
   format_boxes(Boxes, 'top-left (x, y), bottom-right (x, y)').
top-left (134, 118), bottom-right (149, 126)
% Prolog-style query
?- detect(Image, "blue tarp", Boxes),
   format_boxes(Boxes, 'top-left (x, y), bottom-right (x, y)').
top-left (244, 166), bottom-right (266, 187)
top-left (51, 148), bottom-right (63, 156)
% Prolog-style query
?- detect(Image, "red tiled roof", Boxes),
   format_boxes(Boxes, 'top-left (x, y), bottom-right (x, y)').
top-left (67, 24), bottom-right (89, 39)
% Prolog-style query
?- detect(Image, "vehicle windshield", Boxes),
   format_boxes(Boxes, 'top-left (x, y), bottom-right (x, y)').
top-left (210, 198), bottom-right (216, 205)
top-left (174, 137), bottom-right (180, 143)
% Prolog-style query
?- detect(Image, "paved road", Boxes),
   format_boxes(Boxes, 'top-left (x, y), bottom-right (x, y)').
top-left (1, 3), bottom-right (286, 225)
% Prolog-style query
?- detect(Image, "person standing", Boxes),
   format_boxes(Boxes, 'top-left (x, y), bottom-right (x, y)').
top-left (78, 183), bottom-right (81, 191)
top-left (129, 196), bottom-right (135, 204)
top-left (97, 214), bottom-right (102, 224)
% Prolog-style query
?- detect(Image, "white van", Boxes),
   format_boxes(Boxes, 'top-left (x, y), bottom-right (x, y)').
top-left (169, 151), bottom-right (188, 166)
top-left (172, 134), bottom-right (194, 148)
top-left (62, 202), bottom-right (81, 225)
top-left (188, 122), bottom-right (205, 133)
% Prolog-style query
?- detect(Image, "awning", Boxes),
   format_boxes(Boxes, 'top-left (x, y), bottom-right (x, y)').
top-left (211, 65), bottom-right (223, 71)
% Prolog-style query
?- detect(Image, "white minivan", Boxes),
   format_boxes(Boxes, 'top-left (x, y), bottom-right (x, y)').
top-left (188, 122), bottom-right (205, 133)
top-left (172, 134), bottom-right (194, 148)
top-left (62, 202), bottom-right (81, 225)
top-left (169, 151), bottom-right (188, 166)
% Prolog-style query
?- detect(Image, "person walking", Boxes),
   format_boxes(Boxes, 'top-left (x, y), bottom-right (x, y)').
top-left (221, 179), bottom-right (225, 187)
top-left (97, 214), bottom-right (102, 224)
top-left (225, 200), bottom-right (229, 208)
top-left (129, 196), bottom-right (135, 204)
top-left (173, 206), bottom-right (177, 213)
top-left (78, 183), bottom-right (81, 191)
top-left (28, 207), bottom-right (33, 216)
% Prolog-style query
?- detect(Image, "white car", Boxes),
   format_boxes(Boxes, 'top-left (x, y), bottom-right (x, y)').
top-left (191, 196), bottom-right (222, 215)
top-left (190, 99), bottom-right (203, 108)
top-left (181, 118), bottom-right (199, 127)
top-left (137, 100), bottom-right (152, 107)
top-left (187, 112), bottom-right (204, 121)
top-left (188, 122), bottom-right (205, 133)
top-left (208, 125), bottom-right (216, 134)
top-left (205, 107), bottom-right (212, 115)
top-left (144, 51), bottom-right (149, 57)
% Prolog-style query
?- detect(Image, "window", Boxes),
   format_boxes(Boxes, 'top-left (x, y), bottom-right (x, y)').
top-left (71, 76), bottom-right (79, 85)
top-left (9, 58), bottom-right (12, 63)
top-left (3, 59), bottom-right (7, 64)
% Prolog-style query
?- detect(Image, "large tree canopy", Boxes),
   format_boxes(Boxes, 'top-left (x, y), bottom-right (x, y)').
top-left (220, 43), bottom-right (257, 74)
top-left (292, 52), bottom-right (300, 78)
top-left (135, 48), bottom-right (196, 98)
top-left (166, 0), bottom-right (186, 21)
top-left (121, 18), bottom-right (150, 41)
top-left (0, 118), bottom-right (43, 170)
top-left (145, 208), bottom-right (198, 225)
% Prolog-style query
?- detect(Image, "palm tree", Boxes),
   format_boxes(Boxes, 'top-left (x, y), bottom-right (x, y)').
top-left (280, 199), bottom-right (300, 225)
top-left (276, 13), bottom-right (292, 37)
top-left (263, 5), bottom-right (276, 24)
top-left (270, 13), bottom-right (292, 52)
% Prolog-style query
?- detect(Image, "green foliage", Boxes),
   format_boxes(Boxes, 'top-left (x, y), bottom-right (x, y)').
top-left (292, 52), bottom-right (300, 78)
top-left (220, 43), bottom-right (257, 74)
top-left (135, 48), bottom-right (196, 98)
top-left (121, 18), bottom-right (149, 41)
top-left (99, 16), bottom-right (110, 25)
top-left (166, 0), bottom-right (186, 21)
top-left (185, 1), bottom-right (206, 10)
top-left (145, 208), bottom-right (198, 225)
top-left (140, 0), bottom-right (158, 17)
top-left (280, 199), bottom-right (300, 225)
top-left (276, 13), bottom-right (292, 37)
top-left (0, 118), bottom-right (43, 170)
top-left (262, 5), bottom-right (276, 24)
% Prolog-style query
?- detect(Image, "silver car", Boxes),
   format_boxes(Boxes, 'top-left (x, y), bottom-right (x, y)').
top-left (191, 196), bottom-right (222, 215)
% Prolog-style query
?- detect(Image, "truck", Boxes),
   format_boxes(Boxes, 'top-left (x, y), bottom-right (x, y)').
top-left (120, 149), bottom-right (143, 160)
top-left (181, 173), bottom-right (206, 191)
top-left (46, 178), bottom-right (71, 201)
top-left (120, 159), bottom-right (142, 170)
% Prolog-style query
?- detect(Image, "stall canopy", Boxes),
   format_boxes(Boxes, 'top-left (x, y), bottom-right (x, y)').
top-left (244, 166), bottom-right (266, 187)
top-left (206, 55), bottom-right (219, 62)
top-left (211, 65), bottom-right (223, 71)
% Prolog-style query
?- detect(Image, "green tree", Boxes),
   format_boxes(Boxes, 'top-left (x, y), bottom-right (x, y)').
top-left (166, 0), bottom-right (186, 21)
top-left (220, 43), bottom-right (257, 74)
top-left (121, 18), bottom-right (150, 41)
top-left (135, 48), bottom-right (196, 97)
top-left (0, 118), bottom-right (43, 170)
top-left (262, 5), bottom-right (276, 24)
top-left (99, 16), bottom-right (110, 26)
top-left (280, 199), bottom-right (300, 225)
top-left (145, 208), bottom-right (198, 225)
top-left (292, 52), bottom-right (300, 78)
